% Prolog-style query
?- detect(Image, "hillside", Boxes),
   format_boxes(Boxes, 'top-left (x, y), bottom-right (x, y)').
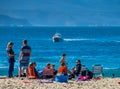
top-left (0, 15), bottom-right (31, 26)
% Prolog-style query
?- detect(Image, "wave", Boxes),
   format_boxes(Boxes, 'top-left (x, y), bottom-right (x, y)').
top-left (63, 38), bottom-right (120, 47)
top-left (0, 66), bottom-right (8, 69)
top-left (104, 67), bottom-right (120, 70)
top-left (64, 38), bottom-right (95, 42)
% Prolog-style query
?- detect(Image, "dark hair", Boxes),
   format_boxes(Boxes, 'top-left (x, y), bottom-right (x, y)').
top-left (52, 64), bottom-right (55, 67)
top-left (23, 40), bottom-right (27, 44)
top-left (33, 62), bottom-right (36, 65)
top-left (46, 63), bottom-right (51, 66)
top-left (9, 42), bottom-right (14, 45)
top-left (76, 60), bottom-right (81, 63)
top-left (77, 60), bottom-right (80, 62)
top-left (62, 53), bottom-right (66, 56)
top-left (29, 62), bottom-right (34, 66)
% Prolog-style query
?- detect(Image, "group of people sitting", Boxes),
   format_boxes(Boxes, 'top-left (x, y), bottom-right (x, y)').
top-left (26, 62), bottom-right (67, 79)
top-left (21, 53), bottom-right (93, 83)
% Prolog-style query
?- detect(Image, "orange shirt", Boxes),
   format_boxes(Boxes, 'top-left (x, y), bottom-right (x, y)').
top-left (27, 66), bottom-right (37, 79)
top-left (58, 66), bottom-right (68, 74)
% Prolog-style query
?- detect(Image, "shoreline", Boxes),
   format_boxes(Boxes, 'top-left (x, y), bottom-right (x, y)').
top-left (1, 68), bottom-right (120, 78)
top-left (0, 77), bottom-right (120, 89)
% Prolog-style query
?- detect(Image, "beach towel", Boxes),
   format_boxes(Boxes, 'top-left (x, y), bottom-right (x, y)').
top-left (38, 79), bottom-right (54, 83)
top-left (77, 76), bottom-right (90, 81)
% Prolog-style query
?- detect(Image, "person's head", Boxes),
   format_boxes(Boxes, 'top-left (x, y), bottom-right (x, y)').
top-left (62, 53), bottom-right (66, 58)
top-left (33, 62), bottom-right (37, 67)
top-left (72, 66), bottom-right (75, 70)
top-left (23, 39), bottom-right (27, 45)
top-left (76, 60), bottom-right (81, 64)
top-left (29, 62), bottom-right (34, 67)
top-left (51, 64), bottom-right (55, 69)
top-left (46, 63), bottom-right (51, 69)
top-left (7, 42), bottom-right (14, 50)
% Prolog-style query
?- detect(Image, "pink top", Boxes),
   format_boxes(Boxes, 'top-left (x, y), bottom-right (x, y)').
top-left (43, 68), bottom-right (54, 76)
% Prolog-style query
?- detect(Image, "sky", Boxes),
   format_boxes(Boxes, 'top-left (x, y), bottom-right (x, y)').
top-left (0, 0), bottom-right (120, 26)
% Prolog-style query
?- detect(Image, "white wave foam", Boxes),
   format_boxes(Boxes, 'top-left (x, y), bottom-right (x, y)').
top-left (64, 38), bottom-right (94, 41)
top-left (104, 67), bottom-right (119, 70)
top-left (0, 66), bottom-right (18, 69)
top-left (113, 41), bottom-right (120, 43)
top-left (0, 66), bottom-right (8, 69)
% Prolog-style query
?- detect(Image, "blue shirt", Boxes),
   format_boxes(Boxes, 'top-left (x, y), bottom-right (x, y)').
top-left (21, 45), bottom-right (31, 57)
top-left (20, 45), bottom-right (31, 63)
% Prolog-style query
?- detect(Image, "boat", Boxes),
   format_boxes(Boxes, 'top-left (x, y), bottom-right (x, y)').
top-left (52, 33), bottom-right (63, 42)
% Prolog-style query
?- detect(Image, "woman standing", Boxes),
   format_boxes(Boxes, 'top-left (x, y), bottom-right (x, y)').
top-left (6, 42), bottom-right (16, 78)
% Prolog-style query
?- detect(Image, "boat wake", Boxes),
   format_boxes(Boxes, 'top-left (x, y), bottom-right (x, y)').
top-left (104, 67), bottom-right (120, 70)
top-left (64, 38), bottom-right (95, 42)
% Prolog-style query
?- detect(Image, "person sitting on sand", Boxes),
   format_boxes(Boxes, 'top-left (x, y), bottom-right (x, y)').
top-left (27, 62), bottom-right (38, 79)
top-left (42, 63), bottom-right (54, 79)
top-left (58, 62), bottom-right (68, 75)
top-left (55, 62), bottom-right (68, 82)
top-left (71, 66), bottom-right (75, 74)
top-left (33, 62), bottom-right (39, 77)
top-left (68, 66), bottom-right (75, 79)
top-left (73, 60), bottom-right (81, 76)
top-left (51, 64), bottom-right (57, 76)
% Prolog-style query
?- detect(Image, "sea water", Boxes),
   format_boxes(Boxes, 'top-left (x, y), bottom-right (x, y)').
top-left (0, 26), bottom-right (120, 77)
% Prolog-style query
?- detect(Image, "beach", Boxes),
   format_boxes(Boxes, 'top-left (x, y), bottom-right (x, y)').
top-left (0, 77), bottom-right (120, 89)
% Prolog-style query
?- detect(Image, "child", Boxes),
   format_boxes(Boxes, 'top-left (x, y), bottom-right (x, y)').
top-left (59, 54), bottom-right (67, 65)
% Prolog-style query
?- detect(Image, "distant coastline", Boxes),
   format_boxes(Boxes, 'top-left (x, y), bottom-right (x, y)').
top-left (0, 15), bottom-right (31, 26)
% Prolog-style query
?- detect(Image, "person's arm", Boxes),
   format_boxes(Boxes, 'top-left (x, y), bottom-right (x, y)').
top-left (29, 47), bottom-right (32, 57)
top-left (59, 58), bottom-right (63, 63)
top-left (19, 51), bottom-right (23, 61)
top-left (19, 47), bottom-right (23, 58)
top-left (8, 54), bottom-right (15, 57)
top-left (7, 49), bottom-right (16, 57)
top-left (20, 51), bottom-right (23, 57)
top-left (30, 51), bottom-right (32, 57)
top-left (59, 57), bottom-right (66, 64)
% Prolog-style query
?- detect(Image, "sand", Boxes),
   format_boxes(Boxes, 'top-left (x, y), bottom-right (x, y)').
top-left (0, 77), bottom-right (120, 89)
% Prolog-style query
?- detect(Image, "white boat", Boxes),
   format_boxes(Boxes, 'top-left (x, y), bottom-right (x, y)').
top-left (52, 33), bottom-right (63, 42)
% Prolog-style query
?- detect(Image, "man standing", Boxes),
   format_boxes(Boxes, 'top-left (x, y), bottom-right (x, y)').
top-left (19, 40), bottom-right (31, 77)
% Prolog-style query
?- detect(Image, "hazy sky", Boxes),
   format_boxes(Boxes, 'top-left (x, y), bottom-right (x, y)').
top-left (0, 0), bottom-right (120, 26)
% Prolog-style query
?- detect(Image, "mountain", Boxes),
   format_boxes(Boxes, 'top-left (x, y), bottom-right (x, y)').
top-left (0, 15), bottom-right (31, 26)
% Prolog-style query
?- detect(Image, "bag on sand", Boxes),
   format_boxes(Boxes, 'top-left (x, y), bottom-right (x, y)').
top-left (55, 74), bottom-right (68, 83)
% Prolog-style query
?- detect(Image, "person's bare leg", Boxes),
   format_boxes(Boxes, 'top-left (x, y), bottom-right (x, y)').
top-left (18, 67), bottom-right (22, 77)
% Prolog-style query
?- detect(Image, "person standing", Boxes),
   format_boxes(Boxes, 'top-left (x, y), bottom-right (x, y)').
top-left (59, 53), bottom-right (67, 65)
top-left (19, 40), bottom-right (31, 77)
top-left (6, 42), bottom-right (16, 78)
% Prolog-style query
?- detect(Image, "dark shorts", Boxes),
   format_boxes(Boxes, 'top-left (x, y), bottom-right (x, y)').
top-left (19, 56), bottom-right (29, 68)
top-left (19, 62), bottom-right (29, 68)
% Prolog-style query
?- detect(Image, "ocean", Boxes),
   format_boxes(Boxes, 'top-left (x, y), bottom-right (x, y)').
top-left (0, 26), bottom-right (120, 77)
